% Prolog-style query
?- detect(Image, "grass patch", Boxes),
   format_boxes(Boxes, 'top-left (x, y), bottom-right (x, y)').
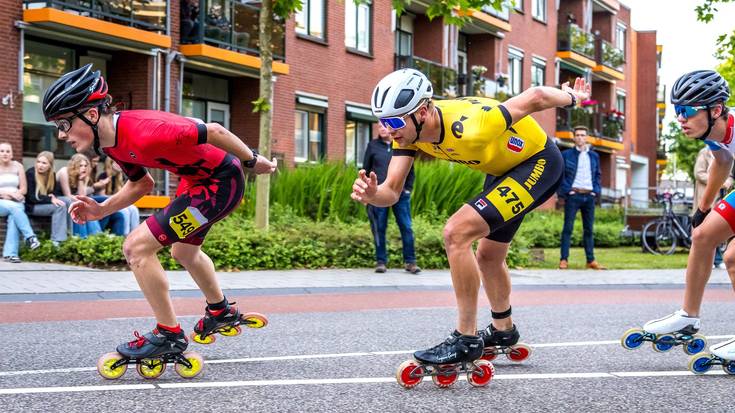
top-left (526, 247), bottom-right (690, 270)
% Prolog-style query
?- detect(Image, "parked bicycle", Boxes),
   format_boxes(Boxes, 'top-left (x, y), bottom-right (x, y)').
top-left (641, 192), bottom-right (691, 255)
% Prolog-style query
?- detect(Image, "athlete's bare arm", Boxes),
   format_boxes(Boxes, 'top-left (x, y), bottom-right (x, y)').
top-left (352, 155), bottom-right (414, 207)
top-left (205, 123), bottom-right (277, 174)
top-left (700, 149), bottom-right (734, 211)
top-left (503, 78), bottom-right (590, 124)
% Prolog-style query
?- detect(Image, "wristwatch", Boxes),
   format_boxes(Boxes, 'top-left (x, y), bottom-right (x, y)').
top-left (244, 149), bottom-right (259, 168)
top-left (564, 92), bottom-right (577, 109)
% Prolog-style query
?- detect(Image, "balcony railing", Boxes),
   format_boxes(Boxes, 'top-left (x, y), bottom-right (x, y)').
top-left (598, 39), bottom-right (625, 71)
top-left (395, 55), bottom-right (458, 98)
top-left (557, 24), bottom-right (595, 60)
top-left (556, 107), bottom-right (624, 142)
top-left (181, 0), bottom-right (285, 59)
top-left (481, 4), bottom-right (510, 20)
top-left (24, 0), bottom-right (167, 32)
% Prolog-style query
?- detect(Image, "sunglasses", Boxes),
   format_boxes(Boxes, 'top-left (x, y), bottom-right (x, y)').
top-left (378, 102), bottom-right (426, 130)
top-left (674, 105), bottom-right (708, 119)
top-left (54, 112), bottom-right (81, 133)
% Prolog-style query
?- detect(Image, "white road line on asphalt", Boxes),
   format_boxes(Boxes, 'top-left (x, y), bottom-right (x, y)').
top-left (1, 335), bottom-right (733, 378)
top-left (0, 370), bottom-right (729, 395)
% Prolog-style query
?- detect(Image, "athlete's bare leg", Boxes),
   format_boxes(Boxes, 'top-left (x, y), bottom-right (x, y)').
top-left (443, 205), bottom-right (491, 335)
top-left (122, 224), bottom-right (176, 326)
top-left (683, 212), bottom-right (734, 316)
top-left (171, 242), bottom-right (224, 304)
top-left (722, 239), bottom-right (735, 293)
top-left (476, 238), bottom-right (513, 331)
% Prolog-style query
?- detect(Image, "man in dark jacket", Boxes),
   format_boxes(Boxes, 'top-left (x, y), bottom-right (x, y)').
top-left (558, 126), bottom-right (604, 270)
top-left (363, 125), bottom-right (420, 274)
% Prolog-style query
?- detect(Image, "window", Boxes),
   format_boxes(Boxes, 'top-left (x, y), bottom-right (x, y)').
top-left (295, 110), bottom-right (324, 162)
top-left (457, 33), bottom-right (468, 96)
top-left (508, 48), bottom-right (524, 96)
top-left (23, 40), bottom-right (76, 159)
top-left (514, 0), bottom-right (524, 12)
top-left (616, 91), bottom-right (626, 130)
top-left (531, 0), bottom-right (546, 22)
top-left (531, 58), bottom-right (545, 87)
top-left (616, 23), bottom-right (626, 55)
top-left (345, 121), bottom-right (371, 166)
top-left (345, 0), bottom-right (371, 53)
top-left (295, 0), bottom-right (325, 39)
top-left (395, 13), bottom-right (413, 69)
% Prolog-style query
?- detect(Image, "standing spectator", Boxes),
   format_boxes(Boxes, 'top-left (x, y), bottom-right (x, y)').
top-left (57, 153), bottom-right (102, 238)
top-left (693, 146), bottom-right (733, 269)
top-left (363, 124), bottom-right (420, 274)
top-left (558, 126), bottom-right (605, 270)
top-left (0, 142), bottom-right (40, 262)
top-left (25, 151), bottom-right (68, 247)
top-left (96, 156), bottom-right (140, 235)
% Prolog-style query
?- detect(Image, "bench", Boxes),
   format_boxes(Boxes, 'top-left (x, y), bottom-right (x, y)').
top-left (134, 195), bottom-right (171, 219)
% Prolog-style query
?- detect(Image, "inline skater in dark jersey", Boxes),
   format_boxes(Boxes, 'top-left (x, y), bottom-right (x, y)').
top-left (43, 64), bottom-right (277, 363)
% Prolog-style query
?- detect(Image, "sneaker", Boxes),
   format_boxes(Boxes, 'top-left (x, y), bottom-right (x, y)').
top-left (559, 259), bottom-right (568, 269)
top-left (405, 263), bottom-right (421, 274)
top-left (25, 236), bottom-right (40, 251)
top-left (586, 260), bottom-right (606, 270)
top-left (375, 263), bottom-right (387, 273)
top-left (6, 256), bottom-right (21, 263)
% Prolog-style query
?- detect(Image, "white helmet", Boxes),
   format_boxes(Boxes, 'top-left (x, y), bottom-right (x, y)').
top-left (371, 69), bottom-right (433, 118)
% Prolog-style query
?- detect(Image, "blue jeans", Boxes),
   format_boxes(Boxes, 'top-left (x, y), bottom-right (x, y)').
top-left (0, 200), bottom-right (36, 257)
top-left (560, 193), bottom-right (596, 263)
top-left (367, 190), bottom-right (416, 265)
top-left (73, 220), bottom-right (102, 238)
top-left (92, 195), bottom-right (126, 236)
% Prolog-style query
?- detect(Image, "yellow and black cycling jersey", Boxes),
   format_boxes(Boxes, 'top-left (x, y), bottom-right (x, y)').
top-left (393, 97), bottom-right (548, 176)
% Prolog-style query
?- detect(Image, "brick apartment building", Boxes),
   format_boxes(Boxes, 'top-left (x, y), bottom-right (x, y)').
top-left (0, 0), bottom-right (661, 203)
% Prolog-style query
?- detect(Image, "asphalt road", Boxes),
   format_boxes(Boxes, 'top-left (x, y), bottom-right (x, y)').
top-left (1, 285), bottom-right (733, 412)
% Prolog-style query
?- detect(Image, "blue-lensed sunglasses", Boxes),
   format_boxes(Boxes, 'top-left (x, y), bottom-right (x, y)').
top-left (379, 116), bottom-right (408, 130)
top-left (674, 105), bottom-right (708, 119)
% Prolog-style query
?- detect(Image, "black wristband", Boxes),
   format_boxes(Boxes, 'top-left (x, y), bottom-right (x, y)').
top-left (564, 92), bottom-right (577, 109)
top-left (244, 149), bottom-right (259, 168)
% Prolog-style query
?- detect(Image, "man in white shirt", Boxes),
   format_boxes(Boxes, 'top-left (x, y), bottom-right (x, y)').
top-left (558, 126), bottom-right (604, 269)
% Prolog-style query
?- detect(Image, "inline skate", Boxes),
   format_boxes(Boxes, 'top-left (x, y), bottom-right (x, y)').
top-left (478, 324), bottom-right (532, 363)
top-left (191, 301), bottom-right (268, 344)
top-left (621, 309), bottom-right (707, 355)
top-left (688, 337), bottom-right (735, 375)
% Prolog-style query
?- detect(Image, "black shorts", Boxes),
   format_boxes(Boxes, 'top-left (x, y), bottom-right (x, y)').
top-left (468, 138), bottom-right (563, 243)
top-left (146, 154), bottom-right (244, 246)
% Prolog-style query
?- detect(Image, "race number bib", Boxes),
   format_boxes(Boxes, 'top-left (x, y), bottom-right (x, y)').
top-left (485, 177), bottom-right (534, 221)
top-left (169, 206), bottom-right (209, 239)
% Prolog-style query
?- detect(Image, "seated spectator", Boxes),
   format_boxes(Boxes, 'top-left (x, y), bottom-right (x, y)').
top-left (57, 153), bottom-right (102, 238)
top-left (94, 156), bottom-right (138, 235)
top-left (25, 151), bottom-right (68, 247)
top-left (88, 155), bottom-right (125, 236)
top-left (0, 142), bottom-right (40, 262)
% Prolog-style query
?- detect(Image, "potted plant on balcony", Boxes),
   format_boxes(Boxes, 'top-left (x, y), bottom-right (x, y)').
top-left (602, 109), bottom-right (625, 140)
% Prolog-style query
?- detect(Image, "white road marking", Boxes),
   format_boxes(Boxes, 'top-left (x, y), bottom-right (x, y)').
top-left (0, 370), bottom-right (728, 395)
top-left (0, 335), bottom-right (732, 378)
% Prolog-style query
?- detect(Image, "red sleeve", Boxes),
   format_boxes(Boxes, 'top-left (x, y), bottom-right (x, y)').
top-left (150, 117), bottom-right (208, 147)
top-left (117, 161), bottom-right (147, 182)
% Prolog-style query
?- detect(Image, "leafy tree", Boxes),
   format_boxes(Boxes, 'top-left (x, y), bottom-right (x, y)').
top-left (666, 121), bottom-right (704, 181)
top-left (715, 58), bottom-right (735, 107)
top-left (255, 0), bottom-right (507, 229)
top-left (695, 0), bottom-right (735, 59)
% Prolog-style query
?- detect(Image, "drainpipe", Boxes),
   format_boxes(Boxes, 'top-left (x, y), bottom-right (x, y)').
top-left (164, 51), bottom-right (178, 113)
top-left (178, 54), bottom-right (187, 115)
top-left (151, 49), bottom-right (162, 110)
top-left (15, 21), bottom-right (28, 94)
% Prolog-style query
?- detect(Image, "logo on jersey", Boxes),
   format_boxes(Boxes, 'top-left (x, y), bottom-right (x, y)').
top-left (169, 206), bottom-right (209, 239)
top-left (507, 136), bottom-right (524, 153)
top-left (451, 116), bottom-right (469, 139)
top-left (474, 199), bottom-right (488, 210)
top-left (129, 151), bottom-right (137, 159)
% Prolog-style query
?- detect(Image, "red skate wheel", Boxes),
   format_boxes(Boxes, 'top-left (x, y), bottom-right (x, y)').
top-left (481, 348), bottom-right (498, 362)
top-left (507, 343), bottom-right (532, 362)
top-left (431, 365), bottom-right (458, 388)
top-left (396, 360), bottom-right (424, 389)
top-left (467, 360), bottom-right (495, 387)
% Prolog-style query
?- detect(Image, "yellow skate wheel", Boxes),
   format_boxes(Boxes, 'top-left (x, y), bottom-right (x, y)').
top-left (174, 352), bottom-right (204, 379)
top-left (136, 358), bottom-right (166, 379)
top-left (219, 325), bottom-right (242, 337)
top-left (241, 312), bottom-right (268, 329)
top-left (97, 352), bottom-right (128, 380)
top-left (191, 331), bottom-right (216, 345)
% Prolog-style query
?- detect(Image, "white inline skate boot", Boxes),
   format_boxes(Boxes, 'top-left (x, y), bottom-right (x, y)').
top-left (643, 309), bottom-right (700, 335)
top-left (688, 337), bottom-right (735, 375)
top-left (621, 309), bottom-right (706, 355)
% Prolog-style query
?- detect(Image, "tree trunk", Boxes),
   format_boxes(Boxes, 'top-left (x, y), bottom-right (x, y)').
top-left (255, 0), bottom-right (274, 230)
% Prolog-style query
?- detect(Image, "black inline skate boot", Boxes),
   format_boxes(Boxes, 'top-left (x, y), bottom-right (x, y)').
top-left (116, 327), bottom-right (188, 359)
top-left (478, 324), bottom-right (532, 362)
top-left (413, 330), bottom-right (484, 364)
top-left (395, 331), bottom-right (493, 389)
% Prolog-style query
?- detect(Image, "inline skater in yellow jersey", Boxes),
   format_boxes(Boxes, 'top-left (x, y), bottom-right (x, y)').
top-left (352, 69), bottom-right (591, 372)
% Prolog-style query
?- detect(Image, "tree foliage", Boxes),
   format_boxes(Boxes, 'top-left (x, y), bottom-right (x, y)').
top-left (666, 121), bottom-right (704, 181)
top-left (715, 58), bottom-right (735, 107)
top-left (695, 0), bottom-right (735, 59)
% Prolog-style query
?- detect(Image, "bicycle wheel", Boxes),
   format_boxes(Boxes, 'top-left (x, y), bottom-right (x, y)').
top-left (641, 220), bottom-right (661, 254)
top-left (654, 219), bottom-right (678, 255)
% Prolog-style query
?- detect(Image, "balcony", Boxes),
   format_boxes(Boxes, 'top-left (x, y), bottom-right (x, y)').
top-left (22, 0), bottom-right (171, 48)
top-left (181, 0), bottom-right (284, 59)
top-left (395, 55), bottom-right (458, 98)
top-left (593, 39), bottom-right (625, 81)
top-left (556, 106), bottom-right (624, 150)
top-left (556, 24), bottom-right (596, 69)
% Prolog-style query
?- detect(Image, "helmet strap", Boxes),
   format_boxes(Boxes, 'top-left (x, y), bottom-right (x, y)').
top-left (76, 110), bottom-right (104, 156)
top-left (410, 113), bottom-right (424, 144)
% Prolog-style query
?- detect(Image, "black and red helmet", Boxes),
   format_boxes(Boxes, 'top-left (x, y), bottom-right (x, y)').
top-left (43, 63), bottom-right (108, 121)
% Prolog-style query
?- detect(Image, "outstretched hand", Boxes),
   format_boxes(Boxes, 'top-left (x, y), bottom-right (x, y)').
top-left (561, 77), bottom-right (591, 105)
top-left (252, 156), bottom-right (278, 175)
top-left (350, 169), bottom-right (378, 205)
top-left (68, 195), bottom-right (104, 224)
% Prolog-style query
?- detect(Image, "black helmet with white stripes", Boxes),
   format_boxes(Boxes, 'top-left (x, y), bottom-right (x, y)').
top-left (671, 70), bottom-right (730, 107)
